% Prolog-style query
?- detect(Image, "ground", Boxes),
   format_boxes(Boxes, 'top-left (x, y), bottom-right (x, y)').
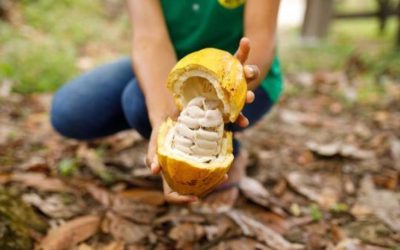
top-left (0, 1), bottom-right (400, 250)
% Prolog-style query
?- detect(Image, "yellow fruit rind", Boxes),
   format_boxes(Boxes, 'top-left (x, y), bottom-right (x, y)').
top-left (157, 119), bottom-right (234, 196)
top-left (167, 48), bottom-right (247, 123)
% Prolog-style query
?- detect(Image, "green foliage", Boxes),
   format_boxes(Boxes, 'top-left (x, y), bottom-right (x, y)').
top-left (330, 203), bottom-right (349, 213)
top-left (309, 204), bottom-right (323, 222)
top-left (281, 18), bottom-right (400, 75)
top-left (0, 0), bottom-right (129, 93)
top-left (0, 187), bottom-right (47, 250)
top-left (58, 158), bottom-right (79, 176)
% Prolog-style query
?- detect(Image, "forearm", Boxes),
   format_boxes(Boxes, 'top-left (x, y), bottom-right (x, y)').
top-left (244, 0), bottom-right (280, 90)
top-left (131, 37), bottom-right (178, 125)
top-left (127, 0), bottom-right (178, 126)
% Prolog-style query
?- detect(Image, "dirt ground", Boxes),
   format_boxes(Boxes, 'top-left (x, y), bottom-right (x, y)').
top-left (0, 69), bottom-right (399, 250)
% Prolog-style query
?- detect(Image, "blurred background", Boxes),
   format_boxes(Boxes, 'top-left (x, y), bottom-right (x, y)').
top-left (0, 0), bottom-right (399, 94)
top-left (0, 0), bottom-right (399, 249)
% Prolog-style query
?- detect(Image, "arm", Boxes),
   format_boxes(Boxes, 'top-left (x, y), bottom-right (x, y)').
top-left (243, 0), bottom-right (280, 90)
top-left (128, 0), bottom-right (197, 203)
top-left (127, 0), bottom-right (178, 126)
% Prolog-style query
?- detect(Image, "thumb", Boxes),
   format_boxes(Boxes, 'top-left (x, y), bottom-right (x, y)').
top-left (147, 127), bottom-right (161, 175)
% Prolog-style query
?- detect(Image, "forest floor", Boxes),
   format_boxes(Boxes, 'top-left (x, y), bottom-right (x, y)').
top-left (1, 0), bottom-right (400, 249)
top-left (0, 68), bottom-right (399, 249)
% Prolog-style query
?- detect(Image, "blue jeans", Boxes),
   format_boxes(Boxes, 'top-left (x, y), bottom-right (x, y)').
top-left (50, 57), bottom-right (274, 155)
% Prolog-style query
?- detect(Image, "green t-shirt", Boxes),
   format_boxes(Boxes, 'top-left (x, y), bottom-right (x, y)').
top-left (160, 0), bottom-right (283, 102)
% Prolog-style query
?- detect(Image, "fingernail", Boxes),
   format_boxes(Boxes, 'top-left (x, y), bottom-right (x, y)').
top-left (246, 66), bottom-right (254, 76)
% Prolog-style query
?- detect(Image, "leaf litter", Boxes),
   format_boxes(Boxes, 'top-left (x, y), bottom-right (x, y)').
top-left (1, 69), bottom-right (399, 249)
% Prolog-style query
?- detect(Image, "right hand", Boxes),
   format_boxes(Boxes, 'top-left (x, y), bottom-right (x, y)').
top-left (145, 110), bottom-right (199, 204)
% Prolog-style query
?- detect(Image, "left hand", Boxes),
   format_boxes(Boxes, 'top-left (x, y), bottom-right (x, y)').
top-left (234, 37), bottom-right (260, 128)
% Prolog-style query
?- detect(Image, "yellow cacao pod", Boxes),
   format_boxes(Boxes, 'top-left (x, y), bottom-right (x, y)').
top-left (157, 48), bottom-right (247, 196)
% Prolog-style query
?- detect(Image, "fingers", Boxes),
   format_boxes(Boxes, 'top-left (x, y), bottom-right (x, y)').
top-left (236, 113), bottom-right (249, 128)
top-left (222, 174), bottom-right (229, 183)
top-left (244, 65), bottom-right (259, 82)
top-left (146, 126), bottom-right (161, 175)
top-left (150, 156), bottom-right (161, 174)
top-left (234, 37), bottom-right (250, 64)
top-left (164, 192), bottom-right (198, 204)
top-left (246, 91), bottom-right (255, 104)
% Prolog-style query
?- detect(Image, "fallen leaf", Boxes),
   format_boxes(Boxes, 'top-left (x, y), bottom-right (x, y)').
top-left (18, 156), bottom-right (47, 171)
top-left (306, 141), bottom-right (374, 160)
top-left (280, 109), bottom-right (322, 127)
top-left (333, 238), bottom-right (388, 250)
top-left (154, 211), bottom-right (205, 225)
top-left (102, 241), bottom-right (125, 250)
top-left (101, 130), bottom-right (142, 153)
top-left (119, 189), bottom-right (164, 206)
top-left (77, 243), bottom-right (94, 250)
top-left (40, 215), bottom-right (100, 250)
top-left (22, 193), bottom-right (84, 219)
top-left (287, 171), bottom-right (340, 208)
top-left (205, 216), bottom-right (236, 241)
top-left (102, 212), bottom-right (150, 244)
top-left (390, 136), bottom-right (400, 170)
top-left (126, 244), bottom-right (148, 250)
top-left (0, 79), bottom-right (13, 98)
top-left (226, 210), bottom-right (304, 250)
top-left (239, 177), bottom-right (270, 207)
top-left (11, 172), bottom-right (72, 192)
top-left (0, 173), bottom-right (11, 184)
top-left (169, 223), bottom-right (205, 249)
top-left (77, 145), bottom-right (115, 183)
top-left (351, 175), bottom-right (400, 232)
top-left (210, 238), bottom-right (273, 250)
top-left (86, 184), bottom-right (159, 224)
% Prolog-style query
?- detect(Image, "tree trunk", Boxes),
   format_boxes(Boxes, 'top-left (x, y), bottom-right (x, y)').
top-left (301, 0), bottom-right (334, 41)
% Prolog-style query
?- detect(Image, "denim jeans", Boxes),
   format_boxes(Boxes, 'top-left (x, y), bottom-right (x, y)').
top-left (50, 57), bottom-right (274, 155)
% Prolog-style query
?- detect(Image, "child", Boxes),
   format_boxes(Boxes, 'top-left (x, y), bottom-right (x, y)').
top-left (50, 0), bottom-right (282, 209)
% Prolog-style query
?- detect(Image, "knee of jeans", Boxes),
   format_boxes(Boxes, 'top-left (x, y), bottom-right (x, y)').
top-left (121, 82), bottom-right (151, 139)
top-left (50, 90), bottom-right (89, 140)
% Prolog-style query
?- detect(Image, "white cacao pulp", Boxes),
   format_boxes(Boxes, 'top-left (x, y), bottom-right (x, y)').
top-left (172, 96), bottom-right (224, 163)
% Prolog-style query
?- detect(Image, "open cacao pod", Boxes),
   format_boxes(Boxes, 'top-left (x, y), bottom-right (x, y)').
top-left (157, 48), bottom-right (247, 196)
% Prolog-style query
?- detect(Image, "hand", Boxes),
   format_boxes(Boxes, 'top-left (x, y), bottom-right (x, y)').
top-left (162, 173), bottom-right (229, 204)
top-left (234, 37), bottom-right (260, 128)
top-left (162, 175), bottom-right (198, 204)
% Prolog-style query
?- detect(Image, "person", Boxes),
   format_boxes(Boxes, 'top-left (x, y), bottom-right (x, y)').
top-left (50, 0), bottom-right (282, 209)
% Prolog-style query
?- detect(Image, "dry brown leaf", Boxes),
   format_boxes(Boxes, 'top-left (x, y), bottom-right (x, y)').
top-left (76, 243), bottom-right (94, 250)
top-left (119, 189), bottom-right (164, 206)
top-left (101, 130), bottom-right (142, 153)
top-left (0, 172), bottom-right (11, 184)
top-left (154, 211), bottom-right (205, 225)
top-left (239, 177), bottom-right (270, 207)
top-left (210, 238), bottom-right (272, 250)
top-left (18, 156), bottom-right (47, 171)
top-left (102, 212), bottom-right (150, 244)
top-left (126, 244), bottom-right (148, 250)
top-left (77, 144), bottom-right (114, 182)
top-left (22, 193), bottom-right (84, 219)
top-left (0, 79), bottom-right (13, 98)
top-left (226, 210), bottom-right (304, 250)
top-left (307, 141), bottom-right (374, 160)
top-left (204, 216), bottom-right (235, 241)
top-left (280, 109), bottom-right (322, 127)
top-left (351, 175), bottom-right (400, 232)
top-left (169, 223), bottom-right (205, 249)
top-left (102, 241), bottom-right (125, 250)
top-left (11, 172), bottom-right (72, 192)
top-left (86, 184), bottom-right (159, 224)
top-left (390, 136), bottom-right (400, 170)
top-left (332, 238), bottom-right (388, 250)
top-left (287, 171), bottom-right (340, 209)
top-left (40, 215), bottom-right (101, 250)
